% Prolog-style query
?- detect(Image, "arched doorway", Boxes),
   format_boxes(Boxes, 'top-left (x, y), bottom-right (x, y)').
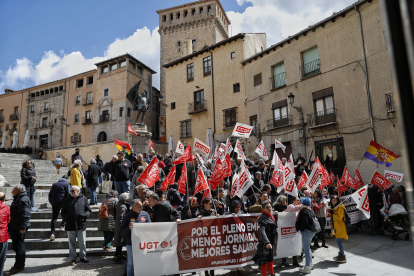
top-left (97, 131), bottom-right (107, 142)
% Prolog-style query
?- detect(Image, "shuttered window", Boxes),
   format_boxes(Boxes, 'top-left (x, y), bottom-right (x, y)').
top-left (302, 47), bottom-right (320, 77)
top-left (272, 62), bottom-right (286, 89)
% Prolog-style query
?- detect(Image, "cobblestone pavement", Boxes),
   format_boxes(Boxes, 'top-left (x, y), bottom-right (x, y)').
top-left (4, 229), bottom-right (414, 275)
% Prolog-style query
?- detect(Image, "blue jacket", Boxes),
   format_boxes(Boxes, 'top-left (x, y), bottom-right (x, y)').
top-left (120, 210), bottom-right (151, 245)
top-left (48, 178), bottom-right (70, 206)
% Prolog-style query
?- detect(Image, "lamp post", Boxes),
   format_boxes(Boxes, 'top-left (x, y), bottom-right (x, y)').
top-left (288, 93), bottom-right (304, 123)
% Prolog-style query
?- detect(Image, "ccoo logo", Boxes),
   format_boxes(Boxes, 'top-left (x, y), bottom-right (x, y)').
top-left (281, 227), bottom-right (296, 235)
top-left (236, 126), bottom-right (251, 134)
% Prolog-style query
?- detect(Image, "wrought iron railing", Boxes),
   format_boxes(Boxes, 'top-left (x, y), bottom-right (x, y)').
top-left (82, 116), bottom-right (93, 125)
top-left (300, 59), bottom-right (320, 79)
top-left (266, 115), bottom-right (292, 130)
top-left (9, 113), bottom-right (19, 121)
top-left (8, 128), bottom-right (17, 135)
top-left (100, 114), bottom-right (110, 123)
top-left (71, 135), bottom-right (81, 143)
top-left (83, 97), bottom-right (93, 106)
top-left (0, 116), bottom-right (4, 123)
top-left (269, 72), bottom-right (286, 90)
top-left (307, 108), bottom-right (338, 128)
top-left (188, 99), bottom-right (207, 114)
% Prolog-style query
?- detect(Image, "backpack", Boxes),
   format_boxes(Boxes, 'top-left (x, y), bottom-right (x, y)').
top-left (343, 208), bottom-right (351, 226)
top-left (98, 198), bottom-right (114, 219)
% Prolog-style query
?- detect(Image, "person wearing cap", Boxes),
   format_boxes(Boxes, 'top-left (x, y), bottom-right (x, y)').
top-left (112, 152), bottom-right (133, 197)
top-left (120, 145), bottom-right (130, 160)
top-left (71, 148), bottom-right (83, 164)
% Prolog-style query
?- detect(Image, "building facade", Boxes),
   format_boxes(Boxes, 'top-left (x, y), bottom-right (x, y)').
top-left (242, 0), bottom-right (401, 180)
top-left (157, 0), bottom-right (231, 141)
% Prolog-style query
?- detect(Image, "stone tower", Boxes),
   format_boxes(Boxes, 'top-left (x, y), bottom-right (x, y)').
top-left (157, 0), bottom-right (231, 117)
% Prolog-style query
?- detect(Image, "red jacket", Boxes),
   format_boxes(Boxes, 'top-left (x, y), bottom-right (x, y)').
top-left (0, 201), bottom-right (11, 243)
top-left (312, 199), bottom-right (320, 213)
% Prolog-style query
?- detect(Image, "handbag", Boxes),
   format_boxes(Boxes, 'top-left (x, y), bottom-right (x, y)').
top-left (310, 216), bottom-right (321, 233)
top-left (101, 180), bottom-right (112, 194)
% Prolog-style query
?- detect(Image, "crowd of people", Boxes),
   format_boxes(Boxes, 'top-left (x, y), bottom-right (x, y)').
top-left (0, 146), bottom-right (409, 276)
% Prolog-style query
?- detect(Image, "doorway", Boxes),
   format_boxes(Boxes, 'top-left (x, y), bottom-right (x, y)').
top-left (39, 134), bottom-right (48, 149)
top-left (314, 137), bottom-right (346, 177)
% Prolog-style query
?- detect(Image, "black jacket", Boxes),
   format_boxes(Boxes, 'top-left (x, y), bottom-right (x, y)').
top-left (61, 194), bottom-right (91, 231)
top-left (257, 212), bottom-right (277, 245)
top-left (112, 160), bottom-right (133, 182)
top-left (295, 208), bottom-right (314, 232)
top-left (20, 166), bottom-right (36, 187)
top-left (167, 188), bottom-right (184, 207)
top-left (273, 203), bottom-right (287, 212)
top-left (48, 178), bottom-right (70, 206)
top-left (87, 164), bottom-right (101, 188)
top-left (96, 159), bottom-right (104, 170)
top-left (71, 153), bottom-right (83, 164)
top-left (120, 211), bottom-right (151, 245)
top-left (152, 201), bottom-right (181, 222)
top-left (214, 197), bottom-right (227, 215)
top-left (102, 161), bottom-right (114, 181)
top-left (181, 205), bottom-right (200, 220)
top-left (8, 191), bottom-right (31, 231)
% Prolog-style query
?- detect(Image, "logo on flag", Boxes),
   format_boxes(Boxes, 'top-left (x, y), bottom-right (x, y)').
top-left (160, 166), bottom-right (176, 191)
top-left (255, 140), bottom-right (268, 161)
top-left (173, 145), bottom-right (194, 165)
top-left (137, 157), bottom-right (160, 188)
top-left (194, 138), bottom-right (210, 156)
top-left (225, 138), bottom-right (233, 155)
top-left (384, 170), bottom-right (404, 182)
top-left (208, 158), bottom-right (224, 191)
top-left (370, 171), bottom-right (392, 190)
top-left (274, 139), bottom-right (286, 153)
top-left (176, 141), bottom-right (185, 155)
top-left (149, 139), bottom-right (154, 150)
top-left (232, 123), bottom-right (253, 138)
top-left (178, 163), bottom-right (187, 195)
top-left (127, 124), bottom-right (138, 136)
top-left (230, 174), bottom-right (240, 198)
top-left (306, 164), bottom-right (321, 193)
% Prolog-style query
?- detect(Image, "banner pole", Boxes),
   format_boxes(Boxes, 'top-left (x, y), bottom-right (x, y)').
top-left (357, 156), bottom-right (364, 169)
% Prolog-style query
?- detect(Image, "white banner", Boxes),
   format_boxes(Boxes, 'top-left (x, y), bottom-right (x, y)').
top-left (255, 140), bottom-right (269, 161)
top-left (274, 139), bottom-right (286, 153)
top-left (232, 123), bottom-right (254, 138)
top-left (384, 170), bottom-right (404, 182)
top-left (194, 138), bottom-right (210, 157)
top-left (132, 213), bottom-right (302, 276)
top-left (176, 141), bottom-right (185, 155)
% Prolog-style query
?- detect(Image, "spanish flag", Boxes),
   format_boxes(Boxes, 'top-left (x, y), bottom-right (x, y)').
top-left (363, 140), bottom-right (399, 167)
top-left (114, 139), bottom-right (131, 154)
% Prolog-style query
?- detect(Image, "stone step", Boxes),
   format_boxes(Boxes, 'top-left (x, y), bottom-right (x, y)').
top-left (29, 218), bottom-right (99, 229)
top-left (7, 237), bottom-right (107, 250)
top-left (30, 209), bottom-right (100, 219)
top-left (25, 228), bottom-right (102, 239)
top-left (6, 247), bottom-right (126, 258)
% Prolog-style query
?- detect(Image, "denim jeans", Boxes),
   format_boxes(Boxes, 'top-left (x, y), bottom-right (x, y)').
top-left (27, 185), bottom-right (35, 208)
top-left (115, 181), bottom-right (130, 197)
top-left (98, 173), bottom-right (103, 185)
top-left (126, 245), bottom-right (134, 276)
top-left (67, 230), bottom-right (86, 260)
top-left (0, 241), bottom-right (7, 275)
top-left (130, 188), bottom-right (137, 201)
top-left (89, 187), bottom-right (97, 204)
top-left (336, 238), bottom-right (344, 254)
top-left (301, 229), bottom-right (315, 266)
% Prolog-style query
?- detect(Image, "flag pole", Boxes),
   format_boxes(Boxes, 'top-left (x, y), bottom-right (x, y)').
top-left (357, 156), bottom-right (364, 169)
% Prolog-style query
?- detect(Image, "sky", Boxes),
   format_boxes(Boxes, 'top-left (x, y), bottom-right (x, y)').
top-left (0, 0), bottom-right (356, 93)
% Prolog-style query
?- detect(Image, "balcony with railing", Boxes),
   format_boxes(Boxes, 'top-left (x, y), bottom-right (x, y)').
top-left (307, 108), bottom-right (338, 129)
top-left (9, 113), bottom-right (19, 121)
top-left (300, 59), bottom-right (320, 79)
top-left (269, 72), bottom-right (287, 91)
top-left (83, 97), bottom-right (93, 106)
top-left (385, 93), bottom-right (395, 113)
top-left (82, 116), bottom-right (93, 125)
top-left (71, 135), bottom-right (81, 143)
top-left (99, 114), bottom-right (110, 123)
top-left (267, 115), bottom-right (292, 130)
top-left (0, 115), bottom-right (4, 123)
top-left (188, 99), bottom-right (207, 114)
top-left (8, 128), bottom-right (17, 135)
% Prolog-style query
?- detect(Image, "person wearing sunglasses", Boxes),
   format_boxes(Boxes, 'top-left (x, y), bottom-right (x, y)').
top-left (253, 201), bottom-right (277, 276)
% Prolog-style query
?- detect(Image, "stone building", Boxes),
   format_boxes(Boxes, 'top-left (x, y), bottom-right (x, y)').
top-left (157, 0), bottom-right (231, 140)
top-left (164, 33), bottom-right (266, 148)
top-left (242, 0), bottom-right (401, 180)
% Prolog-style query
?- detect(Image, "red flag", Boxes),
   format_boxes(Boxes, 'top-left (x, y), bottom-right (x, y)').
top-left (177, 162), bottom-right (187, 195)
top-left (336, 176), bottom-right (348, 196)
top-left (149, 140), bottom-right (154, 150)
top-left (341, 167), bottom-right (359, 189)
top-left (173, 145), bottom-right (194, 165)
top-left (194, 169), bottom-right (209, 195)
top-left (127, 124), bottom-right (138, 136)
top-left (354, 169), bottom-right (364, 189)
top-left (222, 154), bottom-right (232, 178)
top-left (297, 171), bottom-right (308, 190)
top-left (137, 157), bottom-right (159, 188)
top-left (329, 171), bottom-right (335, 184)
top-left (160, 166), bottom-right (176, 191)
top-left (202, 187), bottom-right (212, 202)
top-left (208, 158), bottom-right (224, 191)
top-left (314, 157), bottom-right (323, 174)
top-left (370, 171), bottom-right (392, 190)
top-left (269, 155), bottom-right (283, 188)
top-left (320, 166), bottom-right (330, 190)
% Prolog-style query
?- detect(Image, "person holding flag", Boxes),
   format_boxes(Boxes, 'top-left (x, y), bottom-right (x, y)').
top-left (329, 195), bottom-right (348, 263)
top-left (187, 158), bottom-right (206, 196)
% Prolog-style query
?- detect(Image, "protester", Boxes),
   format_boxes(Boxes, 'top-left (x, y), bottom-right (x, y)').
top-left (0, 192), bottom-right (10, 276)
top-left (48, 175), bottom-right (70, 241)
top-left (163, 158), bottom-right (173, 175)
top-left (148, 193), bottom-right (181, 222)
top-left (38, 146), bottom-right (44, 159)
top-left (187, 158), bottom-right (205, 195)
top-left (246, 172), bottom-right (263, 197)
top-left (70, 163), bottom-right (82, 189)
top-left (214, 188), bottom-right (227, 215)
top-left (147, 150), bottom-right (155, 162)
top-left (253, 200), bottom-right (277, 276)
top-left (132, 154), bottom-right (147, 172)
top-left (167, 183), bottom-right (185, 210)
top-left (87, 158), bottom-right (101, 205)
top-left (112, 151), bottom-right (133, 197)
top-left (98, 190), bottom-right (118, 252)
top-left (295, 197), bottom-right (315, 274)
top-left (181, 196), bottom-right (200, 220)
top-left (388, 187), bottom-right (404, 206)
top-left (168, 150), bottom-right (177, 161)
top-left (113, 192), bottom-right (130, 264)
top-left (129, 148), bottom-right (137, 163)
top-left (5, 184), bottom-right (31, 275)
top-left (54, 155), bottom-right (63, 174)
top-left (368, 184), bottom-right (381, 235)
top-left (313, 190), bottom-right (328, 248)
top-left (199, 197), bottom-right (218, 276)
top-left (20, 160), bottom-right (37, 212)
top-left (131, 166), bottom-right (144, 200)
top-left (120, 199), bottom-right (151, 276)
top-left (142, 153), bottom-right (149, 163)
top-left (157, 154), bottom-right (165, 170)
top-left (330, 195), bottom-right (348, 263)
top-left (136, 184), bottom-right (148, 204)
top-left (120, 145), bottom-right (130, 160)
top-left (71, 148), bottom-right (83, 164)
top-left (273, 195), bottom-right (287, 212)
top-left (96, 154), bottom-right (104, 185)
top-left (61, 185), bottom-right (91, 266)
top-left (154, 166), bottom-right (166, 190)
top-left (103, 155), bottom-right (117, 189)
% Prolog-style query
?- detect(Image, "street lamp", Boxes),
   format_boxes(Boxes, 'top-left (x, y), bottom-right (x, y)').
top-left (287, 93), bottom-right (304, 123)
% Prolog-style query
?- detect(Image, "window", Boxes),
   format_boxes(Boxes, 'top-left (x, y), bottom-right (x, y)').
top-left (184, 10), bottom-right (188, 17)
top-left (170, 14), bottom-right (173, 20)
top-left (315, 96), bottom-right (334, 115)
top-left (87, 76), bottom-right (93, 85)
top-left (170, 102), bottom-right (176, 110)
top-left (120, 61), bottom-right (126, 67)
top-left (192, 39), bottom-right (197, 50)
top-left (44, 102), bottom-right (49, 111)
top-left (74, 133), bottom-right (79, 141)
top-left (180, 120), bottom-right (191, 138)
top-left (30, 106), bottom-right (35, 113)
top-left (42, 117), bottom-right (48, 127)
top-left (254, 73), bottom-right (262, 87)
top-left (119, 107), bottom-right (124, 117)
top-left (224, 108), bottom-right (237, 128)
top-left (85, 111), bottom-right (92, 123)
top-left (231, 52), bottom-right (235, 59)
top-left (163, 15), bottom-right (166, 22)
top-left (177, 41), bottom-right (181, 53)
top-left (75, 95), bottom-right (81, 105)
top-left (12, 123), bottom-right (17, 130)
top-left (86, 92), bottom-right (92, 104)
top-left (271, 62), bottom-right (286, 90)
top-left (233, 83), bottom-right (240, 93)
top-left (98, 131), bottom-right (107, 142)
top-left (14, 106), bottom-right (18, 114)
top-left (111, 63), bottom-right (117, 71)
top-left (187, 63), bottom-right (194, 82)
top-left (0, 109), bottom-right (3, 116)
top-left (302, 46), bottom-right (320, 78)
top-left (203, 56), bottom-right (211, 76)
top-left (177, 12), bottom-right (181, 19)
top-left (104, 88), bottom-right (109, 97)
top-left (273, 105), bottom-right (288, 121)
top-left (127, 107), bottom-right (131, 117)
top-left (200, 7), bottom-right (204, 13)
top-left (129, 61), bottom-right (135, 70)
top-left (101, 110), bottom-right (110, 122)
top-left (192, 9), bottom-right (196, 15)
top-left (250, 115), bottom-right (257, 133)
top-left (77, 79), bottom-right (84, 88)
top-left (74, 114), bottom-right (80, 124)
top-left (5, 124), bottom-right (9, 131)
top-left (102, 66), bottom-right (109, 74)
top-left (193, 90), bottom-right (204, 112)
top-left (0, 126), bottom-right (2, 133)
top-left (208, 6), bottom-right (211, 12)
top-left (54, 118), bottom-right (57, 124)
